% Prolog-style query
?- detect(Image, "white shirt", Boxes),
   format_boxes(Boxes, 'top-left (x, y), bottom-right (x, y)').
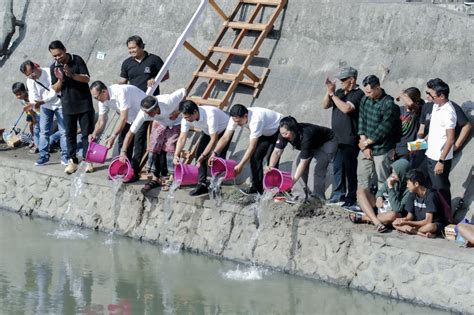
top-left (130, 88), bottom-right (186, 133)
top-left (99, 84), bottom-right (144, 124)
top-left (226, 107), bottom-right (282, 139)
top-left (181, 105), bottom-right (229, 135)
top-left (26, 68), bottom-right (61, 111)
top-left (426, 101), bottom-right (457, 161)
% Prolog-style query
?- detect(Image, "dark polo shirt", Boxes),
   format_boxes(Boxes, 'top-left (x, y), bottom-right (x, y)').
top-left (276, 123), bottom-right (334, 159)
top-left (120, 51), bottom-right (164, 96)
top-left (331, 86), bottom-right (364, 146)
top-left (50, 54), bottom-right (93, 115)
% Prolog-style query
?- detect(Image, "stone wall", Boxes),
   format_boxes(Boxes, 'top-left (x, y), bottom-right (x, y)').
top-left (0, 155), bottom-right (472, 314)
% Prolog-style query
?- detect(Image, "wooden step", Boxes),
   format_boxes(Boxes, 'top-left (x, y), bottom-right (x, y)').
top-left (240, 0), bottom-right (281, 6)
top-left (211, 46), bottom-right (257, 56)
top-left (187, 96), bottom-right (222, 107)
top-left (224, 21), bottom-right (268, 31)
top-left (193, 71), bottom-right (237, 81)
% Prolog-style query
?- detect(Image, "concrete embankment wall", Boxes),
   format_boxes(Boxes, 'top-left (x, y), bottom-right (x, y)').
top-left (0, 0), bottom-right (473, 212)
top-left (0, 155), bottom-right (473, 314)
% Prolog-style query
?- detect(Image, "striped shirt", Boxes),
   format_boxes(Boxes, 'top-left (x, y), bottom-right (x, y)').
top-left (358, 91), bottom-right (399, 155)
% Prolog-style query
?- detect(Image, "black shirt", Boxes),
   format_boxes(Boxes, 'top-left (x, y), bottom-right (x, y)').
top-left (395, 106), bottom-right (421, 157)
top-left (331, 86), bottom-right (364, 145)
top-left (405, 189), bottom-right (442, 223)
top-left (275, 123), bottom-right (334, 159)
top-left (50, 54), bottom-right (94, 115)
top-left (120, 51), bottom-right (164, 96)
top-left (420, 101), bottom-right (469, 137)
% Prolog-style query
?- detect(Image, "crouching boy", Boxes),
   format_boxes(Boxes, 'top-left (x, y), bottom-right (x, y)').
top-left (393, 169), bottom-right (446, 238)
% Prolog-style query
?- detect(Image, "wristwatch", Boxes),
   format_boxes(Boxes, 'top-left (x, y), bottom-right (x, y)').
top-left (438, 159), bottom-right (445, 164)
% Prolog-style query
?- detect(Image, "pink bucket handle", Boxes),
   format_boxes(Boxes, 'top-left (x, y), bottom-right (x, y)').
top-left (210, 157), bottom-right (237, 181)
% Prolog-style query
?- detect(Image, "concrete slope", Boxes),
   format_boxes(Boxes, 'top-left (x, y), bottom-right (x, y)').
top-left (0, 0), bottom-right (472, 210)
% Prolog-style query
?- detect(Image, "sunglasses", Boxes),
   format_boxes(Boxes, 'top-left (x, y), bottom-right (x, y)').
top-left (425, 91), bottom-right (437, 99)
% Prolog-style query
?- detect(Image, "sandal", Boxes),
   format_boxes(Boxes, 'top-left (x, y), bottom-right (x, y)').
top-left (160, 175), bottom-right (174, 192)
top-left (376, 223), bottom-right (388, 233)
top-left (349, 212), bottom-right (364, 223)
top-left (141, 180), bottom-right (161, 194)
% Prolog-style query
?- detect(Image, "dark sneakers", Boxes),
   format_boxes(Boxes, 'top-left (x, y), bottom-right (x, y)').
top-left (190, 184), bottom-right (209, 197)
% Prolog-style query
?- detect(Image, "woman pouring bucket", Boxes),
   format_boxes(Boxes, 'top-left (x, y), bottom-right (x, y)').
top-left (265, 116), bottom-right (337, 204)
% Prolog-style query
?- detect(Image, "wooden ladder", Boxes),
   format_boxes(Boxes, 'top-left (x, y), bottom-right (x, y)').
top-left (183, 0), bottom-right (287, 109)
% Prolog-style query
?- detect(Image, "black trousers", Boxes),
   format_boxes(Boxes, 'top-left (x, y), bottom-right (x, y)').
top-left (63, 110), bottom-right (95, 163)
top-left (130, 121), bottom-right (150, 175)
top-left (332, 144), bottom-right (359, 202)
top-left (427, 158), bottom-right (452, 205)
top-left (118, 123), bottom-right (134, 162)
top-left (196, 131), bottom-right (230, 185)
top-left (249, 132), bottom-right (279, 192)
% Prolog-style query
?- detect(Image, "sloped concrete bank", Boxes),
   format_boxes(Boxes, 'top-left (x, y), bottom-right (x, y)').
top-left (0, 155), bottom-right (473, 314)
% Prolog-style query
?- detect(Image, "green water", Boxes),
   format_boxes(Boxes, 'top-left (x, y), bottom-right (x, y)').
top-left (0, 210), bottom-right (449, 314)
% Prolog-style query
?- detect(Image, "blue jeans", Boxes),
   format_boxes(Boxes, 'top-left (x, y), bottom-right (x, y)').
top-left (39, 107), bottom-right (67, 159)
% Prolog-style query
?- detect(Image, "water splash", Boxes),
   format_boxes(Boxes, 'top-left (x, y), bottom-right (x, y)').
top-left (62, 162), bottom-right (88, 221)
top-left (48, 229), bottom-right (89, 240)
top-left (209, 175), bottom-right (225, 207)
top-left (221, 265), bottom-right (270, 281)
top-left (164, 181), bottom-right (180, 224)
top-left (162, 241), bottom-right (181, 255)
top-left (246, 188), bottom-right (278, 263)
top-left (110, 177), bottom-right (124, 234)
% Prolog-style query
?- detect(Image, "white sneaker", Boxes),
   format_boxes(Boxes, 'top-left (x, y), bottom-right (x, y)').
top-left (85, 163), bottom-right (94, 173)
top-left (64, 159), bottom-right (78, 174)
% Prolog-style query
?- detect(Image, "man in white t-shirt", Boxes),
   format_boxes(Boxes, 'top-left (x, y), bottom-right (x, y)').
top-left (424, 78), bottom-right (456, 204)
top-left (173, 100), bottom-right (230, 196)
top-left (89, 81), bottom-right (145, 160)
top-left (211, 104), bottom-right (283, 195)
top-left (118, 88), bottom-right (186, 182)
top-left (20, 60), bottom-right (67, 166)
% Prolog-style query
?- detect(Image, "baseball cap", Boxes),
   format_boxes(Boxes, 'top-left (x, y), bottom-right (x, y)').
top-left (336, 67), bottom-right (358, 80)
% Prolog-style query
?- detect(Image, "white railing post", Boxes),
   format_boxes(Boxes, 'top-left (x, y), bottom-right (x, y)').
top-left (146, 0), bottom-right (209, 95)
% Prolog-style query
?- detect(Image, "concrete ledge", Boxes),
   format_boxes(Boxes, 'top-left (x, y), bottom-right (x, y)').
top-left (0, 151), bottom-right (473, 314)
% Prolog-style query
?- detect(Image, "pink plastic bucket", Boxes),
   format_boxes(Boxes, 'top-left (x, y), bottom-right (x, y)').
top-left (263, 168), bottom-right (293, 192)
top-left (210, 157), bottom-right (237, 180)
top-left (174, 162), bottom-right (199, 186)
top-left (108, 157), bottom-right (135, 182)
top-left (85, 142), bottom-right (109, 164)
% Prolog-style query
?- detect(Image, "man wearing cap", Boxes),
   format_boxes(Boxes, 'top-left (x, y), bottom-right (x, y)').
top-left (322, 67), bottom-right (364, 207)
top-left (89, 81), bottom-right (145, 161)
top-left (118, 88), bottom-right (186, 185)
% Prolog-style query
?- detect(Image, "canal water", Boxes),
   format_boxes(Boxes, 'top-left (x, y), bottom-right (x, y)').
top-left (0, 210), bottom-right (449, 314)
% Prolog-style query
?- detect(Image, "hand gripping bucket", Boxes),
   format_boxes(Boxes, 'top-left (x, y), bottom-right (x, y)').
top-left (85, 141), bottom-right (109, 164)
top-left (108, 157), bottom-right (135, 182)
top-left (263, 168), bottom-right (293, 192)
top-left (210, 157), bottom-right (237, 180)
top-left (174, 162), bottom-right (199, 186)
